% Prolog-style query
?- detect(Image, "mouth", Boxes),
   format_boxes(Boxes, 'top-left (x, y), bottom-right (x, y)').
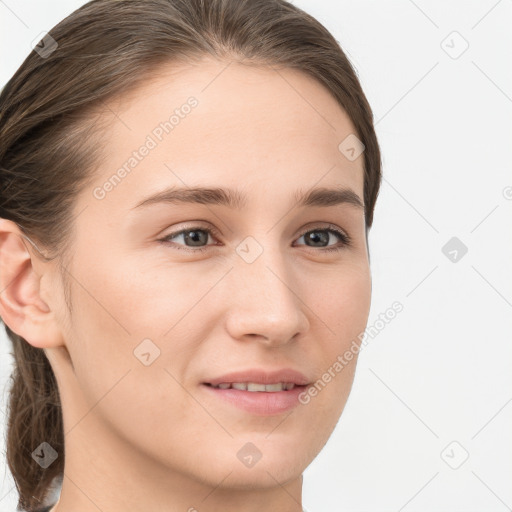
top-left (203, 382), bottom-right (302, 392)
top-left (201, 382), bottom-right (309, 415)
top-left (200, 368), bottom-right (312, 415)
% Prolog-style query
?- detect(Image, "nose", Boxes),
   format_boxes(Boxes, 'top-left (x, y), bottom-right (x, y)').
top-left (224, 246), bottom-right (310, 347)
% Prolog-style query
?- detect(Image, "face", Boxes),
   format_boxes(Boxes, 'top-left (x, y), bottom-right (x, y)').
top-left (46, 56), bottom-right (371, 493)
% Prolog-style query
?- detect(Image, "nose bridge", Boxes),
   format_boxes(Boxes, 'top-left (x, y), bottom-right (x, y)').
top-left (225, 237), bottom-right (308, 344)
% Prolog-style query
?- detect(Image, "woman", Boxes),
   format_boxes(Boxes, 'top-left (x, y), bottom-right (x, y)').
top-left (0, 0), bottom-right (382, 510)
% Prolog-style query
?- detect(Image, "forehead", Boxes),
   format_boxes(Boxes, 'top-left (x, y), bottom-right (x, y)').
top-left (79, 57), bottom-right (365, 216)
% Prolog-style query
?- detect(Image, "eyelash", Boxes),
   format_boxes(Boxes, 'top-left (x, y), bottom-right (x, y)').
top-left (157, 224), bottom-right (351, 253)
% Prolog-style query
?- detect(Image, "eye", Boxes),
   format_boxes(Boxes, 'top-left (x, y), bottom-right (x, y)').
top-left (157, 223), bottom-right (351, 252)
top-left (294, 224), bottom-right (351, 252)
top-left (157, 226), bottom-right (219, 253)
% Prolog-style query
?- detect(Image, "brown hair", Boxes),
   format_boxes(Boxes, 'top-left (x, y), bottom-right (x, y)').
top-left (0, 0), bottom-right (382, 510)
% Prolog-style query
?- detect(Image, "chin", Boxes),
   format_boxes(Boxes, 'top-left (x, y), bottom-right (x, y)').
top-left (214, 438), bottom-right (312, 488)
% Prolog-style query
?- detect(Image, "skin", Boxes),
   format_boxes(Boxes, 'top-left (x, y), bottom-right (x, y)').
top-left (0, 56), bottom-right (372, 512)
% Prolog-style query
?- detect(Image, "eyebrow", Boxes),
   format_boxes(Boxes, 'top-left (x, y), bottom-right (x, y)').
top-left (131, 185), bottom-right (364, 211)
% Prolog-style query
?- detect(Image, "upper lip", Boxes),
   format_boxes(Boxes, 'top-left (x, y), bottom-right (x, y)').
top-left (204, 368), bottom-right (310, 387)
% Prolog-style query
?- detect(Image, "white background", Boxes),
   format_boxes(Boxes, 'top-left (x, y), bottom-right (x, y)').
top-left (1, 1), bottom-right (511, 511)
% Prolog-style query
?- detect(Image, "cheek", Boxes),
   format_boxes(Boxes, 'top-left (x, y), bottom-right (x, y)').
top-left (61, 258), bottom-right (201, 455)
top-left (58, 259), bottom-right (170, 398)
top-left (302, 265), bottom-right (370, 401)
top-left (303, 263), bottom-right (372, 346)
top-left (62, 250), bottom-right (228, 416)
top-left (70, 250), bottom-right (211, 342)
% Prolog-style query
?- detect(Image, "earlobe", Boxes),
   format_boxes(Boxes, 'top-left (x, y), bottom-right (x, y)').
top-left (0, 219), bottom-right (64, 349)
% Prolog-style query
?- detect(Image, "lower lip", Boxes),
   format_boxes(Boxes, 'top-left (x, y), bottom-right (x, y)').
top-left (201, 384), bottom-right (308, 415)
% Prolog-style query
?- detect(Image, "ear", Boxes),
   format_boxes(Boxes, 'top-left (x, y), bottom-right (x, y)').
top-left (0, 218), bottom-right (65, 349)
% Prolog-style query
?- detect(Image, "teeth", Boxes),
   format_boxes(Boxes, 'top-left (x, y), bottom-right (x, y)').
top-left (248, 383), bottom-right (268, 392)
top-left (259, 383), bottom-right (282, 392)
top-left (211, 382), bottom-right (296, 392)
